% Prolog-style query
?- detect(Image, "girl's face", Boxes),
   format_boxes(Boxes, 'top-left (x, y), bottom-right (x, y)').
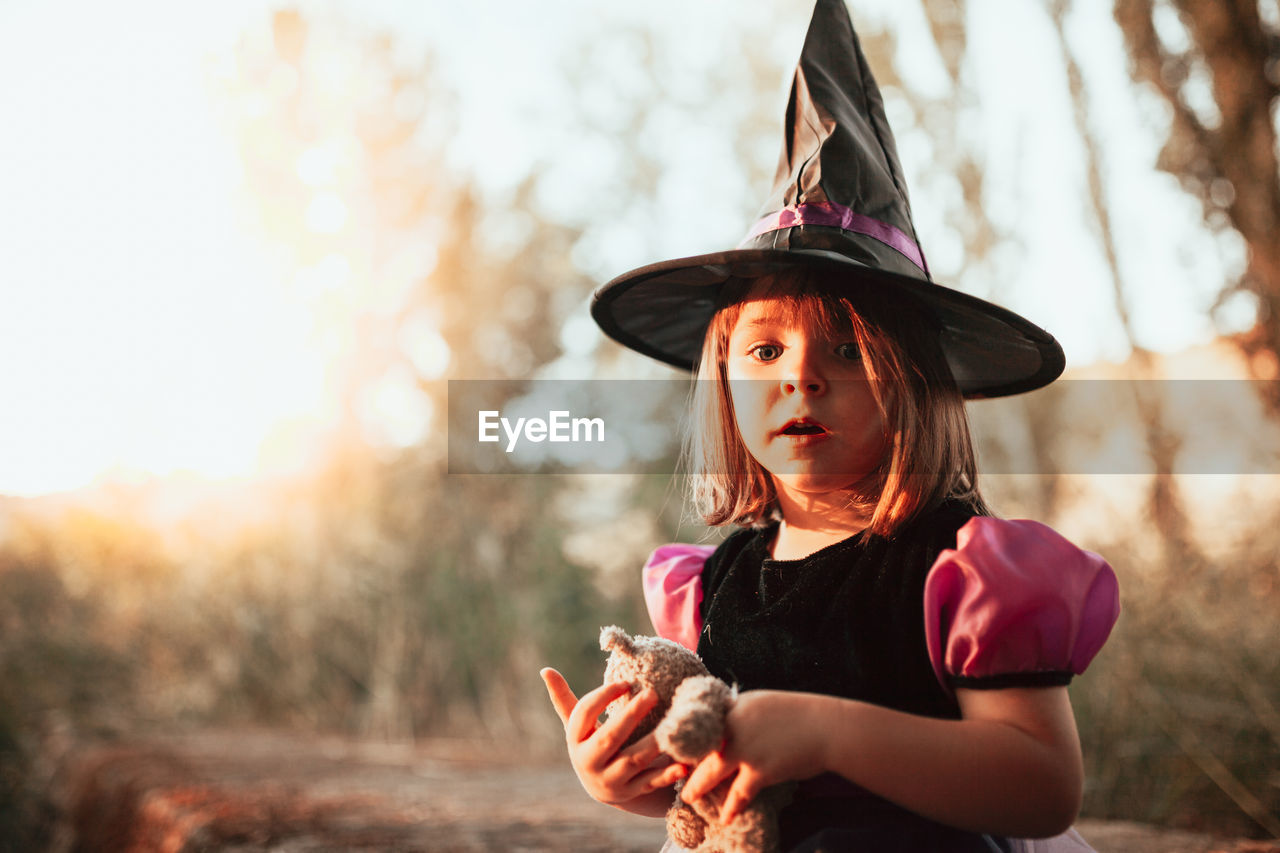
top-left (725, 297), bottom-right (888, 498)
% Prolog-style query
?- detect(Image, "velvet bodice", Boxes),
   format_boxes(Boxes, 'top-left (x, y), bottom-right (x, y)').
top-left (695, 501), bottom-right (976, 720)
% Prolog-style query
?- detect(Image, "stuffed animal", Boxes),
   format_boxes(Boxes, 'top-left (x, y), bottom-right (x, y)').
top-left (599, 625), bottom-right (789, 853)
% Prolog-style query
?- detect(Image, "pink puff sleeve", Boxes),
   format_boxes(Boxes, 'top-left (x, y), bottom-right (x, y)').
top-left (642, 544), bottom-right (716, 652)
top-left (924, 517), bottom-right (1120, 693)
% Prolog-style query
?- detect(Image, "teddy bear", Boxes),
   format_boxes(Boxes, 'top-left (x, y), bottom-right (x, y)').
top-left (599, 625), bottom-right (790, 853)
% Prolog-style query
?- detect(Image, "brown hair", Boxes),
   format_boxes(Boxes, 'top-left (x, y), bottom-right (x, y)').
top-left (686, 269), bottom-right (989, 537)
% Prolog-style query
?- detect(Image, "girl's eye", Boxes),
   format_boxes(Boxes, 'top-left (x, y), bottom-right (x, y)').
top-left (749, 344), bottom-right (783, 362)
top-left (836, 342), bottom-right (861, 360)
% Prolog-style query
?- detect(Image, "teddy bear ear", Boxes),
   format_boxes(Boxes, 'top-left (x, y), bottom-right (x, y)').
top-left (599, 625), bottom-right (633, 653)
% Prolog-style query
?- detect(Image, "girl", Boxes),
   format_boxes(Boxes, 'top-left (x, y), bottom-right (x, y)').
top-left (544, 1), bottom-right (1118, 850)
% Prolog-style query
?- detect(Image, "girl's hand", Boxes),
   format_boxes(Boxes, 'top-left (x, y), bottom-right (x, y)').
top-left (541, 667), bottom-right (689, 809)
top-left (679, 689), bottom-right (826, 822)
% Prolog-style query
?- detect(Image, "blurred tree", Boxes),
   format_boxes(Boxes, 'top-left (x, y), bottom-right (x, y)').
top-left (1052, 2), bottom-right (1280, 835)
top-left (0, 535), bottom-right (140, 852)
top-left (206, 8), bottom-right (651, 743)
top-left (912, 0), bottom-right (1003, 282)
top-left (1114, 0), bottom-right (1280, 410)
top-left (1049, 0), bottom-right (1201, 566)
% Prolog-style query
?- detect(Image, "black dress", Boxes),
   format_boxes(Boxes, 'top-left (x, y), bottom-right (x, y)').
top-left (694, 500), bottom-right (1010, 852)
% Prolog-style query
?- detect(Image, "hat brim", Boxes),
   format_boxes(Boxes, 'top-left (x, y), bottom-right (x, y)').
top-left (591, 248), bottom-right (1065, 399)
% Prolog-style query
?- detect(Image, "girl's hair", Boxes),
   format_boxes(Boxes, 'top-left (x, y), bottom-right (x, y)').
top-left (686, 268), bottom-right (990, 537)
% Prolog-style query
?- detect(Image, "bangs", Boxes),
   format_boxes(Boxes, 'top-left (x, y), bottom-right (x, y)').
top-left (708, 271), bottom-right (862, 355)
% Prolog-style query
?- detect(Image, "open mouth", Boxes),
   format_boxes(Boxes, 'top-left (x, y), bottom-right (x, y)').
top-left (779, 419), bottom-right (828, 437)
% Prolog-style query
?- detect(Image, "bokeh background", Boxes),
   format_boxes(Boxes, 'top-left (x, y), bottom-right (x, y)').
top-left (2, 0), bottom-right (1278, 846)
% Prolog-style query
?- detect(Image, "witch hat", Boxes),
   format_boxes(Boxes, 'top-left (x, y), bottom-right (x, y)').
top-left (590, 0), bottom-right (1064, 398)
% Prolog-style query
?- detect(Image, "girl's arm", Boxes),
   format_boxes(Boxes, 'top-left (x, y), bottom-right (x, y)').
top-left (541, 668), bottom-right (688, 817)
top-left (680, 685), bottom-right (1083, 839)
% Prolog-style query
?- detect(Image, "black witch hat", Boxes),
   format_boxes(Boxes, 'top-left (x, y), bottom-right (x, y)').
top-left (590, 0), bottom-right (1063, 398)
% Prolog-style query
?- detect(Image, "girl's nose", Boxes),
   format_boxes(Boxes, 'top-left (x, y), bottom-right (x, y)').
top-left (780, 351), bottom-right (827, 396)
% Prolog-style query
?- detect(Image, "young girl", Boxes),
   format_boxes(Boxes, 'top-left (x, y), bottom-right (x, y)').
top-left (543, 2), bottom-right (1118, 850)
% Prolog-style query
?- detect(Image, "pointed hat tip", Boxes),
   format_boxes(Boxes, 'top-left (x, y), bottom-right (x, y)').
top-left (798, 0), bottom-right (861, 73)
top-left (811, 0), bottom-right (854, 27)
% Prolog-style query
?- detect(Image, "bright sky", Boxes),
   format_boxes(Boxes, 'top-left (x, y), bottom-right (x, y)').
top-left (0, 0), bottom-right (1246, 497)
top-left (0, 1), bottom-right (331, 496)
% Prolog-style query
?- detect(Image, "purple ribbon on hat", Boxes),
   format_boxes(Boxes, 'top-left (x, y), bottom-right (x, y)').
top-left (743, 201), bottom-right (928, 273)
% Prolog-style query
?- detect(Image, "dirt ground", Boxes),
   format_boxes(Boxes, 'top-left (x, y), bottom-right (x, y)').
top-left (49, 729), bottom-right (1278, 853)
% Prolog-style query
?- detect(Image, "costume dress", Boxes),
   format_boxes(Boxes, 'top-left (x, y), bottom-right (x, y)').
top-left (643, 500), bottom-right (1119, 853)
